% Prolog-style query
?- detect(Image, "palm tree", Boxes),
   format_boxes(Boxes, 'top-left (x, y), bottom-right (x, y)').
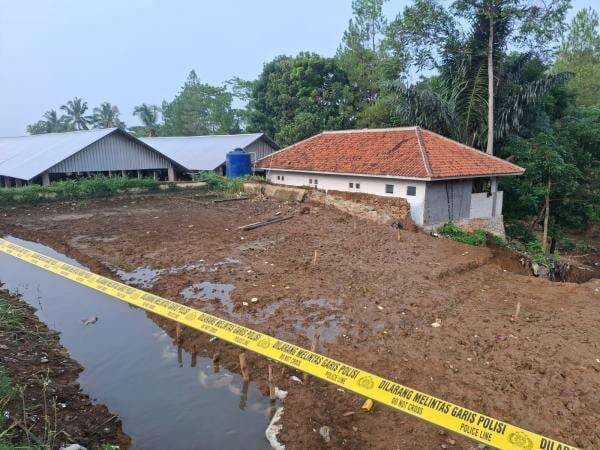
top-left (133, 104), bottom-right (160, 136)
top-left (392, 53), bottom-right (571, 150)
top-left (61, 97), bottom-right (92, 130)
top-left (92, 102), bottom-right (125, 129)
top-left (42, 109), bottom-right (67, 133)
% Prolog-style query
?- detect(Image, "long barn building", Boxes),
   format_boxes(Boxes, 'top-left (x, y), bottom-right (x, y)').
top-left (0, 129), bottom-right (279, 187)
top-left (0, 128), bottom-right (184, 187)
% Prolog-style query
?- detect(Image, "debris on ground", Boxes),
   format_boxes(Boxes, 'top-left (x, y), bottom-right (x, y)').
top-left (319, 425), bottom-right (331, 443)
top-left (265, 407), bottom-right (285, 450)
top-left (80, 316), bottom-right (98, 326)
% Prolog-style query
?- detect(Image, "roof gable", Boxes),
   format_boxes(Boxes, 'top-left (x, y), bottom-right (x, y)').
top-left (141, 133), bottom-right (277, 171)
top-left (258, 127), bottom-right (524, 179)
top-left (0, 128), bottom-right (117, 180)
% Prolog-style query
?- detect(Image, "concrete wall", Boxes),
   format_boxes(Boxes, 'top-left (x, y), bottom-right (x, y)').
top-left (424, 180), bottom-right (472, 225)
top-left (48, 132), bottom-right (173, 174)
top-left (470, 191), bottom-right (504, 219)
top-left (266, 170), bottom-right (426, 225)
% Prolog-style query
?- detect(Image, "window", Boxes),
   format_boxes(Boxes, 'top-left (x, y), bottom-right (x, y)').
top-left (276, 175), bottom-right (281, 181)
top-left (349, 182), bottom-right (354, 188)
top-left (281, 175), bottom-right (285, 181)
top-left (314, 179), bottom-right (318, 185)
top-left (356, 183), bottom-right (360, 189)
top-left (407, 186), bottom-right (417, 196)
top-left (309, 179), bottom-right (313, 184)
top-left (385, 184), bottom-right (394, 194)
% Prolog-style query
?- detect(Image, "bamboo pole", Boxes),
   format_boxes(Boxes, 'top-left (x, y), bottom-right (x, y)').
top-left (304, 334), bottom-right (320, 383)
top-left (239, 352), bottom-right (250, 382)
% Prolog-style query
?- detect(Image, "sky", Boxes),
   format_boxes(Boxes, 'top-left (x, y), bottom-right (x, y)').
top-left (0, 0), bottom-right (596, 136)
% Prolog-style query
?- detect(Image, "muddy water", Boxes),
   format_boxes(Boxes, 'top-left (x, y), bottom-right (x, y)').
top-left (0, 237), bottom-right (272, 450)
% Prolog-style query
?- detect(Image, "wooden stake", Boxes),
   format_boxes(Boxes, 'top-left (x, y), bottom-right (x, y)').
top-left (304, 334), bottom-right (320, 383)
top-left (397, 228), bottom-right (401, 241)
top-left (268, 364), bottom-right (276, 400)
top-left (313, 250), bottom-right (318, 265)
top-left (191, 344), bottom-right (197, 368)
top-left (511, 302), bottom-right (521, 321)
top-left (239, 352), bottom-right (250, 382)
top-left (175, 323), bottom-right (182, 344)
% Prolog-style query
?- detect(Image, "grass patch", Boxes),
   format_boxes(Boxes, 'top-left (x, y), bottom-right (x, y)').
top-left (0, 176), bottom-right (160, 206)
top-left (439, 222), bottom-right (488, 246)
top-left (0, 297), bottom-right (25, 330)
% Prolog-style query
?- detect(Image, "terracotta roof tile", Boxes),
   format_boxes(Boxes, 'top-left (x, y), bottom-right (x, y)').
top-left (257, 127), bottom-right (524, 179)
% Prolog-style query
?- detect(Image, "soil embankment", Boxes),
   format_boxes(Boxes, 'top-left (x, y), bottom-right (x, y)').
top-left (0, 290), bottom-right (129, 449)
top-left (1, 193), bottom-right (598, 449)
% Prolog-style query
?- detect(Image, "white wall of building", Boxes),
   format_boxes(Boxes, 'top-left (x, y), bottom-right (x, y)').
top-left (470, 191), bottom-right (504, 219)
top-left (267, 170), bottom-right (427, 225)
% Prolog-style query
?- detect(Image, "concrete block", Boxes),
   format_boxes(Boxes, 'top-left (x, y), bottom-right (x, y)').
top-left (263, 184), bottom-right (307, 202)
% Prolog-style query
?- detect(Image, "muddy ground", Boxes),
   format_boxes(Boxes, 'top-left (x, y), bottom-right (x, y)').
top-left (0, 290), bottom-right (129, 449)
top-left (1, 193), bottom-right (599, 449)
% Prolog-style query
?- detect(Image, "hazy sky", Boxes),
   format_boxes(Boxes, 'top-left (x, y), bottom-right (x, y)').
top-left (0, 0), bottom-right (595, 136)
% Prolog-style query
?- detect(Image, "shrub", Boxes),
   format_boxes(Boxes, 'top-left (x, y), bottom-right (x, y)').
top-left (193, 172), bottom-right (247, 193)
top-left (439, 222), bottom-right (487, 246)
top-left (0, 176), bottom-right (160, 205)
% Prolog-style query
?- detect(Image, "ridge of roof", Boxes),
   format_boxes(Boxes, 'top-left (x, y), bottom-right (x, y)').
top-left (321, 127), bottom-right (417, 134)
top-left (0, 128), bottom-right (118, 140)
top-left (414, 127), bottom-right (432, 177)
top-left (142, 132), bottom-right (263, 140)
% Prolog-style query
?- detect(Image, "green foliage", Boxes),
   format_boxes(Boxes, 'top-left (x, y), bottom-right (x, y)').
top-left (92, 102), bottom-right (125, 129)
top-left (439, 222), bottom-right (487, 246)
top-left (555, 8), bottom-right (600, 107)
top-left (246, 53), bottom-right (357, 146)
top-left (505, 221), bottom-right (537, 243)
top-left (60, 97), bottom-right (92, 131)
top-left (0, 176), bottom-right (159, 206)
top-left (161, 71), bottom-right (241, 136)
top-left (193, 172), bottom-right (246, 193)
top-left (133, 104), bottom-right (161, 137)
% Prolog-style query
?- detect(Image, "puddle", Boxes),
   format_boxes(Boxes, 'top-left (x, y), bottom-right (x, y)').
top-left (114, 259), bottom-right (240, 289)
top-left (0, 236), bottom-right (273, 450)
top-left (180, 282), bottom-right (346, 345)
top-left (181, 282), bottom-right (236, 315)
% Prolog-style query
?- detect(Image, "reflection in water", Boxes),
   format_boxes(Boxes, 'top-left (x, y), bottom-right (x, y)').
top-left (0, 236), bottom-right (271, 450)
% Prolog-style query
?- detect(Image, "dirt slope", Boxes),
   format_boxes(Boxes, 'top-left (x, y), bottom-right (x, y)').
top-left (1, 193), bottom-right (598, 449)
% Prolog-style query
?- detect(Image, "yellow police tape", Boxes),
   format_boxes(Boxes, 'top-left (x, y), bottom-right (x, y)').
top-left (0, 238), bottom-right (575, 450)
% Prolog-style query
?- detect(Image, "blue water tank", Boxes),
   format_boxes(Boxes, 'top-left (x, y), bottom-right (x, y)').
top-left (226, 148), bottom-right (252, 178)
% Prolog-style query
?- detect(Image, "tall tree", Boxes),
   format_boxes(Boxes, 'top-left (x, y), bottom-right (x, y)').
top-left (92, 102), bottom-right (125, 129)
top-left (389, 0), bottom-right (570, 155)
top-left (61, 97), bottom-right (92, 130)
top-left (452, 0), bottom-right (571, 155)
top-left (161, 70), bottom-right (241, 136)
top-left (502, 133), bottom-right (579, 250)
top-left (133, 103), bottom-right (161, 136)
top-left (555, 8), bottom-right (600, 106)
top-left (246, 53), bottom-right (355, 145)
top-left (336, 0), bottom-right (406, 126)
top-left (26, 109), bottom-right (68, 134)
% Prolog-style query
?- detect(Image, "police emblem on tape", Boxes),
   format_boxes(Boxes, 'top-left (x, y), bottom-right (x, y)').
top-left (257, 338), bottom-right (271, 349)
top-left (357, 376), bottom-right (374, 389)
top-left (508, 432), bottom-right (533, 449)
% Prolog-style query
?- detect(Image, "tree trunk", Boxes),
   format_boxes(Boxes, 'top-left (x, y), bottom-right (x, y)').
top-left (486, 8), bottom-right (494, 155)
top-left (542, 178), bottom-right (551, 252)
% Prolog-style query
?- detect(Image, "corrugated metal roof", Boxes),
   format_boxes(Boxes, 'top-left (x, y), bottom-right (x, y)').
top-left (141, 133), bottom-right (270, 171)
top-left (0, 128), bottom-right (117, 180)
